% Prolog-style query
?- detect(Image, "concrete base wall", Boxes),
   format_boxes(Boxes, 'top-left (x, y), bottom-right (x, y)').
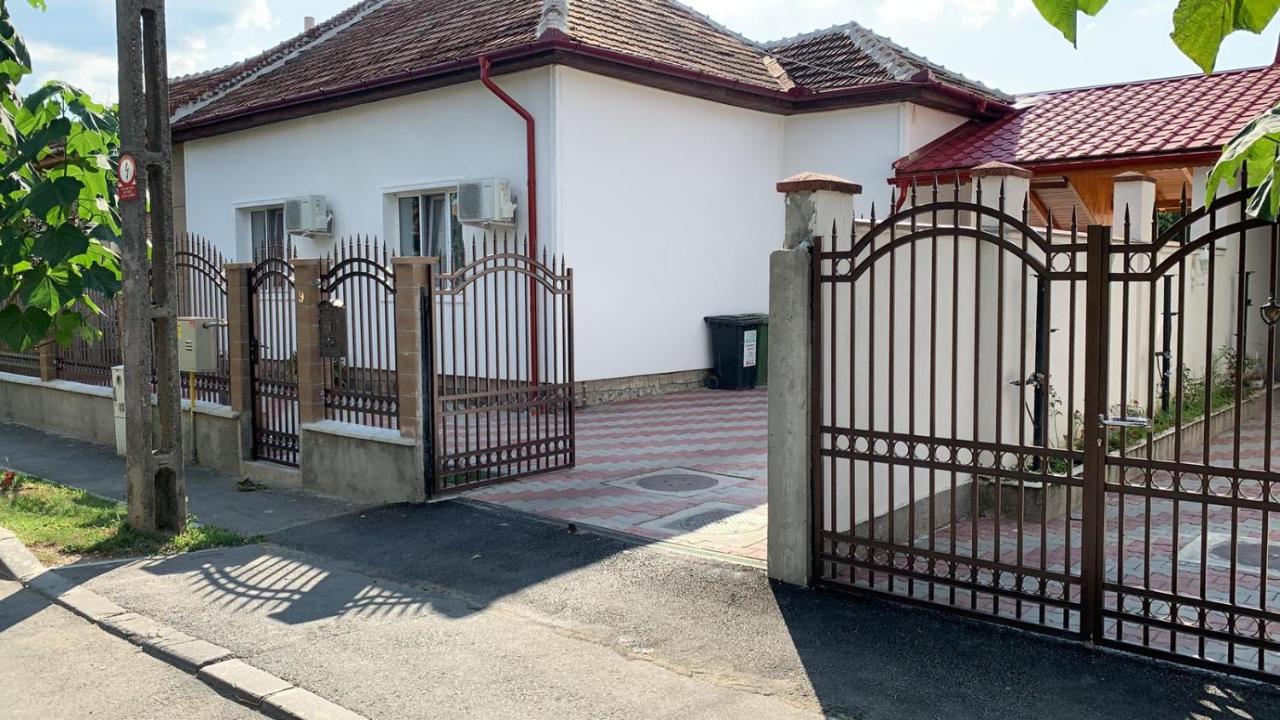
top-left (0, 372), bottom-right (244, 475)
top-left (300, 421), bottom-right (423, 505)
top-left (575, 369), bottom-right (710, 408)
top-left (0, 373), bottom-right (115, 445)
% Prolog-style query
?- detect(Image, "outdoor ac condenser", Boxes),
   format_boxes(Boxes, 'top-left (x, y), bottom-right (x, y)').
top-left (457, 179), bottom-right (516, 225)
top-left (284, 195), bottom-right (330, 234)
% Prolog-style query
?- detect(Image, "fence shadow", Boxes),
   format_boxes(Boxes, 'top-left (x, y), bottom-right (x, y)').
top-left (770, 580), bottom-right (1280, 720)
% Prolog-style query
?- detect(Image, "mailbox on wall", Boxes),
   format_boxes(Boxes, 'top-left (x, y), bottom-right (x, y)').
top-left (177, 317), bottom-right (219, 373)
top-left (318, 299), bottom-right (347, 359)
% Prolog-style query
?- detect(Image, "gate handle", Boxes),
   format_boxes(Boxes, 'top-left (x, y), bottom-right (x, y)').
top-left (1099, 415), bottom-right (1151, 430)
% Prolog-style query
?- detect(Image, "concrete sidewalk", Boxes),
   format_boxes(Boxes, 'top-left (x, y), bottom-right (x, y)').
top-left (0, 421), bottom-right (354, 537)
top-left (0, 578), bottom-right (257, 719)
top-left (56, 500), bottom-right (1280, 720)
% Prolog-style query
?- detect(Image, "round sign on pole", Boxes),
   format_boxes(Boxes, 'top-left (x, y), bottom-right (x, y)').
top-left (118, 154), bottom-right (139, 201)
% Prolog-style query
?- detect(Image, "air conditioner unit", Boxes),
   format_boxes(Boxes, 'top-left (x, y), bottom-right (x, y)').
top-left (285, 195), bottom-right (330, 234)
top-left (457, 179), bottom-right (515, 225)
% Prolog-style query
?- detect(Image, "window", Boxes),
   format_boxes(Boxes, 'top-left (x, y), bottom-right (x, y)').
top-left (398, 190), bottom-right (465, 270)
top-left (250, 207), bottom-right (286, 260)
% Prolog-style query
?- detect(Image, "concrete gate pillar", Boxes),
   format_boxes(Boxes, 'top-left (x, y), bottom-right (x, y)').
top-left (768, 173), bottom-right (861, 587)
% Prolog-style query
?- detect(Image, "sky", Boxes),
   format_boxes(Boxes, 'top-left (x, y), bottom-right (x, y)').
top-left (11, 0), bottom-right (1280, 102)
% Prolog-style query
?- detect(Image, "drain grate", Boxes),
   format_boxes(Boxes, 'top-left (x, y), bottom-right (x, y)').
top-left (1210, 540), bottom-right (1280, 569)
top-left (664, 508), bottom-right (766, 536)
top-left (635, 472), bottom-right (721, 494)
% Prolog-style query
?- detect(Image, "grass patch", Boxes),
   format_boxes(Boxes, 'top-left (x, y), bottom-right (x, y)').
top-left (0, 472), bottom-right (257, 567)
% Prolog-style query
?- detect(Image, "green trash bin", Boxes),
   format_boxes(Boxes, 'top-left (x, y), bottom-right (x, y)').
top-left (704, 314), bottom-right (769, 390)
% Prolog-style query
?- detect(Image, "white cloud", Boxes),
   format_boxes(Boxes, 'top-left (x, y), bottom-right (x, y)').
top-left (169, 35), bottom-right (211, 78)
top-left (27, 41), bottom-right (118, 101)
top-left (874, 0), bottom-right (1023, 30)
top-left (233, 0), bottom-right (279, 32)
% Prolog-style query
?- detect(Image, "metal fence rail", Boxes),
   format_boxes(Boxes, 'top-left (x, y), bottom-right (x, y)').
top-left (426, 238), bottom-right (575, 494)
top-left (0, 348), bottom-right (39, 377)
top-left (812, 172), bottom-right (1280, 682)
top-left (321, 236), bottom-right (398, 429)
top-left (55, 290), bottom-right (121, 387)
top-left (177, 234), bottom-right (230, 404)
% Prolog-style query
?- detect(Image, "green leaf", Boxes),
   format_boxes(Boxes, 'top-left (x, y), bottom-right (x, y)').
top-left (81, 262), bottom-right (120, 296)
top-left (32, 224), bottom-right (88, 266)
top-left (23, 175), bottom-right (82, 220)
top-left (1172, 0), bottom-right (1280, 73)
top-left (0, 303), bottom-right (50, 351)
top-left (1033, 0), bottom-right (1110, 45)
top-left (1208, 104), bottom-right (1280, 193)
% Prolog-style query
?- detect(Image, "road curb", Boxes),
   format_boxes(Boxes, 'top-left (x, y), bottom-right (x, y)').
top-left (0, 526), bottom-right (369, 720)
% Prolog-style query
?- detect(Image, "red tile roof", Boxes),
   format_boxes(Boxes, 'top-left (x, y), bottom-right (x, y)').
top-left (895, 64), bottom-right (1280, 176)
top-left (170, 0), bottom-right (1008, 133)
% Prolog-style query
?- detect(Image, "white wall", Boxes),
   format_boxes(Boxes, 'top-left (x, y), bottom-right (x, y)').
top-left (183, 67), bottom-right (557, 262)
top-left (183, 64), bottom-right (971, 384)
top-left (784, 102), bottom-right (966, 216)
top-left (554, 67), bottom-right (785, 382)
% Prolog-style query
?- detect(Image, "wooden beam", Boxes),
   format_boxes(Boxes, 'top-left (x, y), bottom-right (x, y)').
top-left (1067, 173), bottom-right (1111, 226)
top-left (1029, 189), bottom-right (1052, 227)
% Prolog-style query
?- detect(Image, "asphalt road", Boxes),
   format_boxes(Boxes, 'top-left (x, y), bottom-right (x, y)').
top-left (55, 500), bottom-right (1280, 719)
top-left (0, 579), bottom-right (259, 719)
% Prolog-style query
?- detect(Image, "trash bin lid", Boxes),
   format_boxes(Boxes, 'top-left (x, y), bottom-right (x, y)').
top-left (704, 313), bottom-right (769, 326)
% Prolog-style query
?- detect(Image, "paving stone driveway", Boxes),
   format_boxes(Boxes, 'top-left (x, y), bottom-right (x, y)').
top-left (464, 388), bottom-right (768, 562)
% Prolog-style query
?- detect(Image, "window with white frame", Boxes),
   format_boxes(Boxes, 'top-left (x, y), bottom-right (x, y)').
top-left (397, 190), bottom-right (465, 270)
top-left (250, 206), bottom-right (287, 260)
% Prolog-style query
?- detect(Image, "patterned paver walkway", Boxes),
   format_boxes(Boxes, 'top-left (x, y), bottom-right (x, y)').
top-left (465, 388), bottom-right (768, 562)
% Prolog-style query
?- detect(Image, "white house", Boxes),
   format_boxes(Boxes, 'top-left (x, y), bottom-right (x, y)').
top-left (168, 0), bottom-right (1010, 398)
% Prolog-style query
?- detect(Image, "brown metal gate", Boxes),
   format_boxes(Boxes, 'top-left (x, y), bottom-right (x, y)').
top-left (423, 243), bottom-right (574, 495)
top-left (248, 256), bottom-right (299, 466)
top-left (814, 175), bottom-right (1280, 680)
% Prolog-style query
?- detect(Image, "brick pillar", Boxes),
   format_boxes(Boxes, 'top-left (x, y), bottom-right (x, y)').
top-left (392, 257), bottom-right (435, 442)
top-left (37, 341), bottom-right (56, 381)
top-left (293, 258), bottom-right (325, 425)
top-left (225, 263), bottom-right (254, 415)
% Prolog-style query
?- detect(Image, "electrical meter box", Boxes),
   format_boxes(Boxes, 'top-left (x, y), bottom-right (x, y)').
top-left (177, 317), bottom-right (219, 373)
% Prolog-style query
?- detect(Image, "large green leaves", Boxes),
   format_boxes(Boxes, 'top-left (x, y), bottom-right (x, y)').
top-left (1032, 0), bottom-right (1110, 45)
top-left (0, 303), bottom-right (50, 351)
top-left (0, 0), bottom-right (121, 352)
top-left (1207, 106), bottom-right (1280, 219)
top-left (1173, 0), bottom-right (1280, 72)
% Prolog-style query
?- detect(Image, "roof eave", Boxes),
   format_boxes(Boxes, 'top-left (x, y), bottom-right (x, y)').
top-left (172, 33), bottom-right (1013, 143)
top-left (894, 148), bottom-right (1224, 180)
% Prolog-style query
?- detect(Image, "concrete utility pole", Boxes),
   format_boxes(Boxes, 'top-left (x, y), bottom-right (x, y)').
top-left (115, 0), bottom-right (185, 532)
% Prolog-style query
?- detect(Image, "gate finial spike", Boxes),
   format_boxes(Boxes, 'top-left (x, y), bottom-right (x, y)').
top-left (1123, 204), bottom-right (1131, 242)
top-left (930, 174), bottom-right (939, 203)
top-left (998, 176), bottom-right (1006, 214)
top-left (869, 202), bottom-right (877, 226)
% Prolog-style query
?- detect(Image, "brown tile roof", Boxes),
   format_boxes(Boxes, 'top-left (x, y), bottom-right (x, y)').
top-left (766, 23), bottom-right (1009, 103)
top-left (567, 0), bottom-right (777, 88)
top-left (169, 0), bottom-right (384, 115)
top-left (170, 0), bottom-right (1009, 132)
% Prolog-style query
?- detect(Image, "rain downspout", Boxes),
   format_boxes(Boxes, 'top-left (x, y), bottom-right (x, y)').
top-left (479, 56), bottom-right (540, 385)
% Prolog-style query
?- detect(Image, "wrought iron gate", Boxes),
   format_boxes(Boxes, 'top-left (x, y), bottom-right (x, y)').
top-left (248, 257), bottom-right (299, 466)
top-left (423, 244), bottom-right (574, 494)
top-left (813, 176), bottom-right (1280, 680)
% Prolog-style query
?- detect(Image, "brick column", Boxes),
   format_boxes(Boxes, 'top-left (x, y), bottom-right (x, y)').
top-left (225, 263), bottom-right (254, 415)
top-left (37, 341), bottom-right (56, 381)
top-left (292, 258), bottom-right (325, 425)
top-left (392, 257), bottom-right (435, 442)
